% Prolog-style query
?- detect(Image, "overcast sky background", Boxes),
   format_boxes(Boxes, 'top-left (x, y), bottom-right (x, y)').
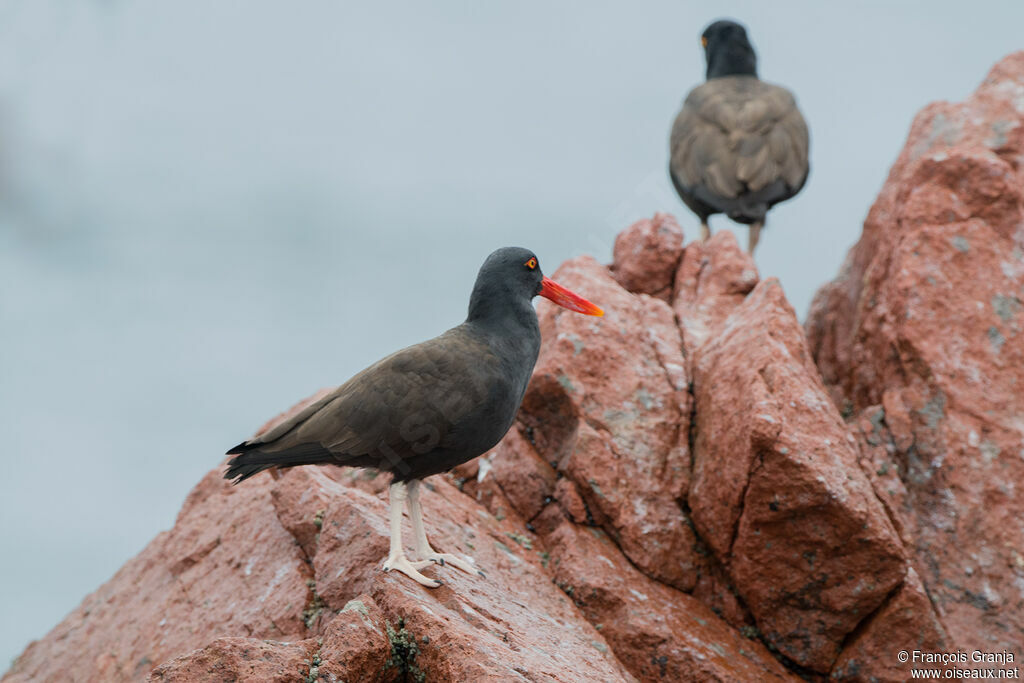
top-left (1, 0), bottom-right (1022, 668)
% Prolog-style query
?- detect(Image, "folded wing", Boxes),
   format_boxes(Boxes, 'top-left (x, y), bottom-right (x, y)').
top-left (670, 77), bottom-right (809, 219)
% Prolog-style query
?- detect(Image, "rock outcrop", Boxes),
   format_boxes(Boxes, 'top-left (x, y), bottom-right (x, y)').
top-left (807, 51), bottom-right (1024, 667)
top-left (688, 273), bottom-right (906, 671)
top-left (6, 52), bottom-right (1024, 683)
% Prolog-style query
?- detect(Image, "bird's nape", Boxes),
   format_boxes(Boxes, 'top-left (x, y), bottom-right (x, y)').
top-left (702, 19), bottom-right (757, 79)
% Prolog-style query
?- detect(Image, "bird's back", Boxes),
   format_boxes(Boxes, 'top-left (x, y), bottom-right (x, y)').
top-left (670, 76), bottom-right (809, 223)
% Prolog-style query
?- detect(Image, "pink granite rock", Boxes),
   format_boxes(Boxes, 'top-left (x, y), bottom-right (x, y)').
top-left (611, 212), bottom-right (685, 300)
top-left (546, 519), bottom-right (796, 683)
top-left (689, 278), bottom-right (906, 671)
top-left (148, 638), bottom-right (316, 682)
top-left (529, 256), bottom-right (697, 592)
top-left (806, 51), bottom-right (1024, 665)
top-left (672, 230), bottom-right (759, 359)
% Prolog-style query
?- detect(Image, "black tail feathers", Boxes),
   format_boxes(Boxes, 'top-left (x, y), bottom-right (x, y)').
top-left (226, 441), bottom-right (252, 455)
top-left (223, 442), bottom-right (336, 484)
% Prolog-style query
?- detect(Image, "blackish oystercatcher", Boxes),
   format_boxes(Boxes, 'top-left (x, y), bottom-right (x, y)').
top-left (224, 247), bottom-right (603, 587)
top-left (670, 19), bottom-right (809, 253)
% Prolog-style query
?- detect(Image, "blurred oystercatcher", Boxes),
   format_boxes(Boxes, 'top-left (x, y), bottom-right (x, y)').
top-left (670, 19), bottom-right (809, 253)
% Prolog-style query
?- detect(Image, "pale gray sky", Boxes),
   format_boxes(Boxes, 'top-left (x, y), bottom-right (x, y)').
top-left (2, 0), bottom-right (1021, 668)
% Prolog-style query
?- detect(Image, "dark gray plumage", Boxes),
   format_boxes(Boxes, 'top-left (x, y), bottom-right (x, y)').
top-left (223, 246), bottom-right (602, 587)
top-left (670, 19), bottom-right (809, 253)
top-left (225, 309), bottom-right (536, 484)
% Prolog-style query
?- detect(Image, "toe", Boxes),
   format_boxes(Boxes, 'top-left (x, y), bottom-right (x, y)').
top-left (437, 554), bottom-right (479, 576)
top-left (381, 556), bottom-right (443, 588)
top-left (403, 564), bottom-right (441, 587)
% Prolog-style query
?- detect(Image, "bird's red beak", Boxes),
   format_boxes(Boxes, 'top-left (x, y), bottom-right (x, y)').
top-left (539, 277), bottom-right (604, 316)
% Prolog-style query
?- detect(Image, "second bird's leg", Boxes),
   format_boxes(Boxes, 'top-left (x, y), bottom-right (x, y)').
top-left (407, 479), bottom-right (483, 577)
top-left (381, 480), bottom-right (442, 587)
top-left (700, 220), bottom-right (711, 242)
top-left (748, 220), bottom-right (762, 254)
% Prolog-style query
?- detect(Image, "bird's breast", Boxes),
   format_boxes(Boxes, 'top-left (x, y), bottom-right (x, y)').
top-left (443, 325), bottom-right (538, 452)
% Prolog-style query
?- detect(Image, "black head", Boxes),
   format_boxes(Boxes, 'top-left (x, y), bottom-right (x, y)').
top-left (702, 19), bottom-right (757, 79)
top-left (467, 247), bottom-right (603, 324)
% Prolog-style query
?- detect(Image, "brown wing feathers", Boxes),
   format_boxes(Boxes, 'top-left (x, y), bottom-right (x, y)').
top-left (223, 330), bottom-right (484, 483)
top-left (670, 77), bottom-right (808, 222)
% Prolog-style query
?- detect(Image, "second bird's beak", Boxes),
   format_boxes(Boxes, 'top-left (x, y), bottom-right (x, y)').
top-left (539, 277), bottom-right (604, 316)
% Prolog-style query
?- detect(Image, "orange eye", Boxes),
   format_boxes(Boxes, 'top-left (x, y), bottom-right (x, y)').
top-left (525, 257), bottom-right (538, 270)
top-left (701, 36), bottom-right (708, 48)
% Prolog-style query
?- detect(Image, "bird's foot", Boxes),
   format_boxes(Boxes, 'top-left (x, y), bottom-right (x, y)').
top-left (411, 552), bottom-right (485, 578)
top-left (699, 222), bottom-right (711, 242)
top-left (382, 553), bottom-right (443, 588)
